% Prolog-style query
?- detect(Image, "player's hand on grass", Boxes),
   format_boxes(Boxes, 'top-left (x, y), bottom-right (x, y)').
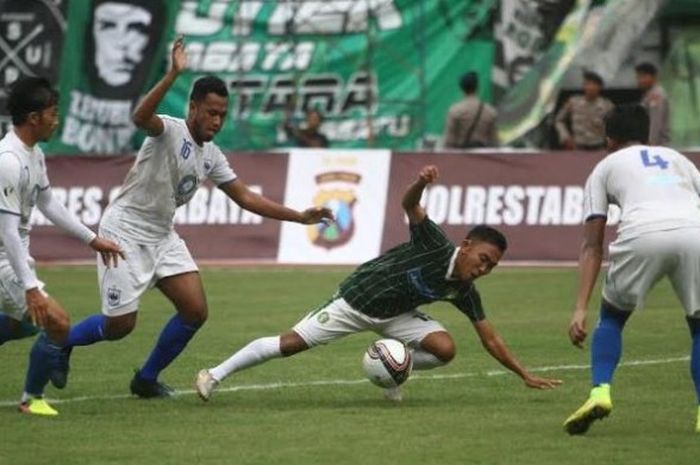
top-left (90, 237), bottom-right (125, 268)
top-left (568, 309), bottom-right (588, 348)
top-left (26, 288), bottom-right (50, 328)
top-left (523, 374), bottom-right (563, 390)
top-left (171, 36), bottom-right (187, 74)
top-left (418, 165), bottom-right (439, 185)
top-left (299, 206), bottom-right (335, 225)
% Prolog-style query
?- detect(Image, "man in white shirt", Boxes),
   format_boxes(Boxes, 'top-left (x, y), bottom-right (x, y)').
top-left (563, 104), bottom-right (700, 435)
top-left (59, 37), bottom-right (333, 398)
top-left (0, 77), bottom-right (122, 416)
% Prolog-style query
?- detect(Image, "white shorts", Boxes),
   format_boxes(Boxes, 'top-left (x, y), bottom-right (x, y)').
top-left (0, 260), bottom-right (46, 321)
top-left (97, 228), bottom-right (198, 316)
top-left (604, 228), bottom-right (700, 317)
top-left (292, 297), bottom-right (447, 348)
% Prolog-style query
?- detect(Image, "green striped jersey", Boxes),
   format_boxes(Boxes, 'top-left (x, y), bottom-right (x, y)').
top-left (338, 217), bottom-right (485, 321)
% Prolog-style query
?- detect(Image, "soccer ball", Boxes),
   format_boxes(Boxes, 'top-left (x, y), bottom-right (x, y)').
top-left (362, 339), bottom-right (413, 388)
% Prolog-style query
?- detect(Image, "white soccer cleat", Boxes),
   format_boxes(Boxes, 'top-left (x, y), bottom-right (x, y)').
top-left (195, 369), bottom-right (219, 402)
top-left (384, 386), bottom-right (403, 402)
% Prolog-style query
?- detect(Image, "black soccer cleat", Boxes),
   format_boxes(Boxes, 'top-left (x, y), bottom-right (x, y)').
top-left (129, 370), bottom-right (176, 399)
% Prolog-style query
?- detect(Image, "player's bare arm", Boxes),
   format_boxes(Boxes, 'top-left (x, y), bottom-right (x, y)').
top-left (569, 217), bottom-right (606, 348)
top-left (131, 36), bottom-right (187, 137)
top-left (402, 165), bottom-right (438, 224)
top-left (219, 179), bottom-right (334, 225)
top-left (473, 319), bottom-right (563, 389)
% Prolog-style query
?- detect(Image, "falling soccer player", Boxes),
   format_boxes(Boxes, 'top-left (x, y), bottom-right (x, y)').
top-left (564, 104), bottom-right (700, 435)
top-left (196, 165), bottom-right (562, 402)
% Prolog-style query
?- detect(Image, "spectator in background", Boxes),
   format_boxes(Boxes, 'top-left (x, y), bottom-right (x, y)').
top-left (555, 71), bottom-right (613, 150)
top-left (283, 109), bottom-right (329, 148)
top-left (636, 62), bottom-right (670, 146)
top-left (443, 72), bottom-right (498, 149)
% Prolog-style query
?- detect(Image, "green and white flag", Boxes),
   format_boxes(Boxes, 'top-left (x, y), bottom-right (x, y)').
top-left (496, 0), bottom-right (591, 145)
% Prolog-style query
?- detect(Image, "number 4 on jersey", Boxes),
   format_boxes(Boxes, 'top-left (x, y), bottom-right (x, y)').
top-left (640, 149), bottom-right (669, 169)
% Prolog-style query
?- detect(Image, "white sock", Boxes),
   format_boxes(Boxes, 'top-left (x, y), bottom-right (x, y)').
top-left (411, 349), bottom-right (446, 371)
top-left (20, 392), bottom-right (33, 403)
top-left (209, 336), bottom-right (282, 382)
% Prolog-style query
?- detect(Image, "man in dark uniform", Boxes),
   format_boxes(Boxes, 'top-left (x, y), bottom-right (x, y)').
top-left (196, 165), bottom-right (562, 402)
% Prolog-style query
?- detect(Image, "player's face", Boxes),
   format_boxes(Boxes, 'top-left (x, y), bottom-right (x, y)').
top-left (455, 240), bottom-right (503, 281)
top-left (189, 93), bottom-right (228, 143)
top-left (636, 72), bottom-right (655, 91)
top-left (31, 104), bottom-right (59, 142)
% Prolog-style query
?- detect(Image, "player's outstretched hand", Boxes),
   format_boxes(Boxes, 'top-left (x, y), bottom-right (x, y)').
top-left (299, 206), bottom-right (335, 225)
top-left (523, 374), bottom-right (563, 390)
top-left (418, 165), bottom-right (439, 185)
top-left (90, 237), bottom-right (125, 268)
top-left (568, 309), bottom-right (588, 348)
top-left (25, 288), bottom-right (50, 328)
top-left (171, 36), bottom-right (187, 74)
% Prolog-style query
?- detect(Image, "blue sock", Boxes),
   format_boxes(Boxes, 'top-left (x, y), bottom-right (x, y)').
top-left (591, 302), bottom-right (631, 386)
top-left (139, 314), bottom-right (201, 381)
top-left (0, 315), bottom-right (38, 345)
top-left (66, 314), bottom-right (107, 347)
top-left (0, 314), bottom-right (15, 344)
top-left (687, 317), bottom-right (700, 404)
top-left (23, 333), bottom-right (60, 397)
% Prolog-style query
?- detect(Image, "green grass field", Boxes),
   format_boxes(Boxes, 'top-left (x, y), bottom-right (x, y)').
top-left (1, 266), bottom-right (699, 465)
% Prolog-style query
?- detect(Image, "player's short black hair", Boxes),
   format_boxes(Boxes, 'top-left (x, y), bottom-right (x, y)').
top-left (605, 104), bottom-right (649, 144)
top-left (635, 62), bottom-right (658, 76)
top-left (190, 75), bottom-right (229, 102)
top-left (466, 225), bottom-right (508, 252)
top-left (7, 77), bottom-right (58, 125)
top-left (583, 70), bottom-right (604, 87)
top-left (459, 72), bottom-right (478, 94)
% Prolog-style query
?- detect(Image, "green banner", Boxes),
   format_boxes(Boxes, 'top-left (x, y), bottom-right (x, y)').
top-left (160, 0), bottom-right (494, 151)
top-left (496, 0), bottom-right (591, 145)
top-left (663, 28), bottom-right (700, 148)
top-left (46, 0), bottom-right (180, 154)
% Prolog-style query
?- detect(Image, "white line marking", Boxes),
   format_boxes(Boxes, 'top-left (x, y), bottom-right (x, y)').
top-left (0, 356), bottom-right (689, 408)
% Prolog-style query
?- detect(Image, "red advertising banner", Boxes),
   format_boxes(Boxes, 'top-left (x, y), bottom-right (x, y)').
top-left (382, 152), bottom-right (700, 262)
top-left (33, 153), bottom-right (287, 262)
top-left (32, 150), bottom-right (700, 264)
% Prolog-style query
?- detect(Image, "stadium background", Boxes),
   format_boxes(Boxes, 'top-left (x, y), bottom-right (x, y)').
top-left (3, 3), bottom-right (700, 465)
top-left (1, 0), bottom-right (699, 264)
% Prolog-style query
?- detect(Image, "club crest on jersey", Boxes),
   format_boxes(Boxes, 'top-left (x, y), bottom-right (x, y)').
top-left (176, 175), bottom-right (199, 205)
top-left (107, 287), bottom-right (121, 307)
top-left (180, 139), bottom-right (193, 160)
top-left (306, 171), bottom-right (359, 250)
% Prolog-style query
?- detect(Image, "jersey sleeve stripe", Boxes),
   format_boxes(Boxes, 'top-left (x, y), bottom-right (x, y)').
top-left (585, 214), bottom-right (607, 222)
top-left (216, 177), bottom-right (237, 189)
top-left (0, 208), bottom-right (21, 216)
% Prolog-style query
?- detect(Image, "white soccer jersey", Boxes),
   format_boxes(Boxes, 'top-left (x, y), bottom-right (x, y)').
top-left (103, 116), bottom-right (237, 242)
top-left (584, 144), bottom-right (700, 239)
top-left (0, 129), bottom-right (50, 260)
